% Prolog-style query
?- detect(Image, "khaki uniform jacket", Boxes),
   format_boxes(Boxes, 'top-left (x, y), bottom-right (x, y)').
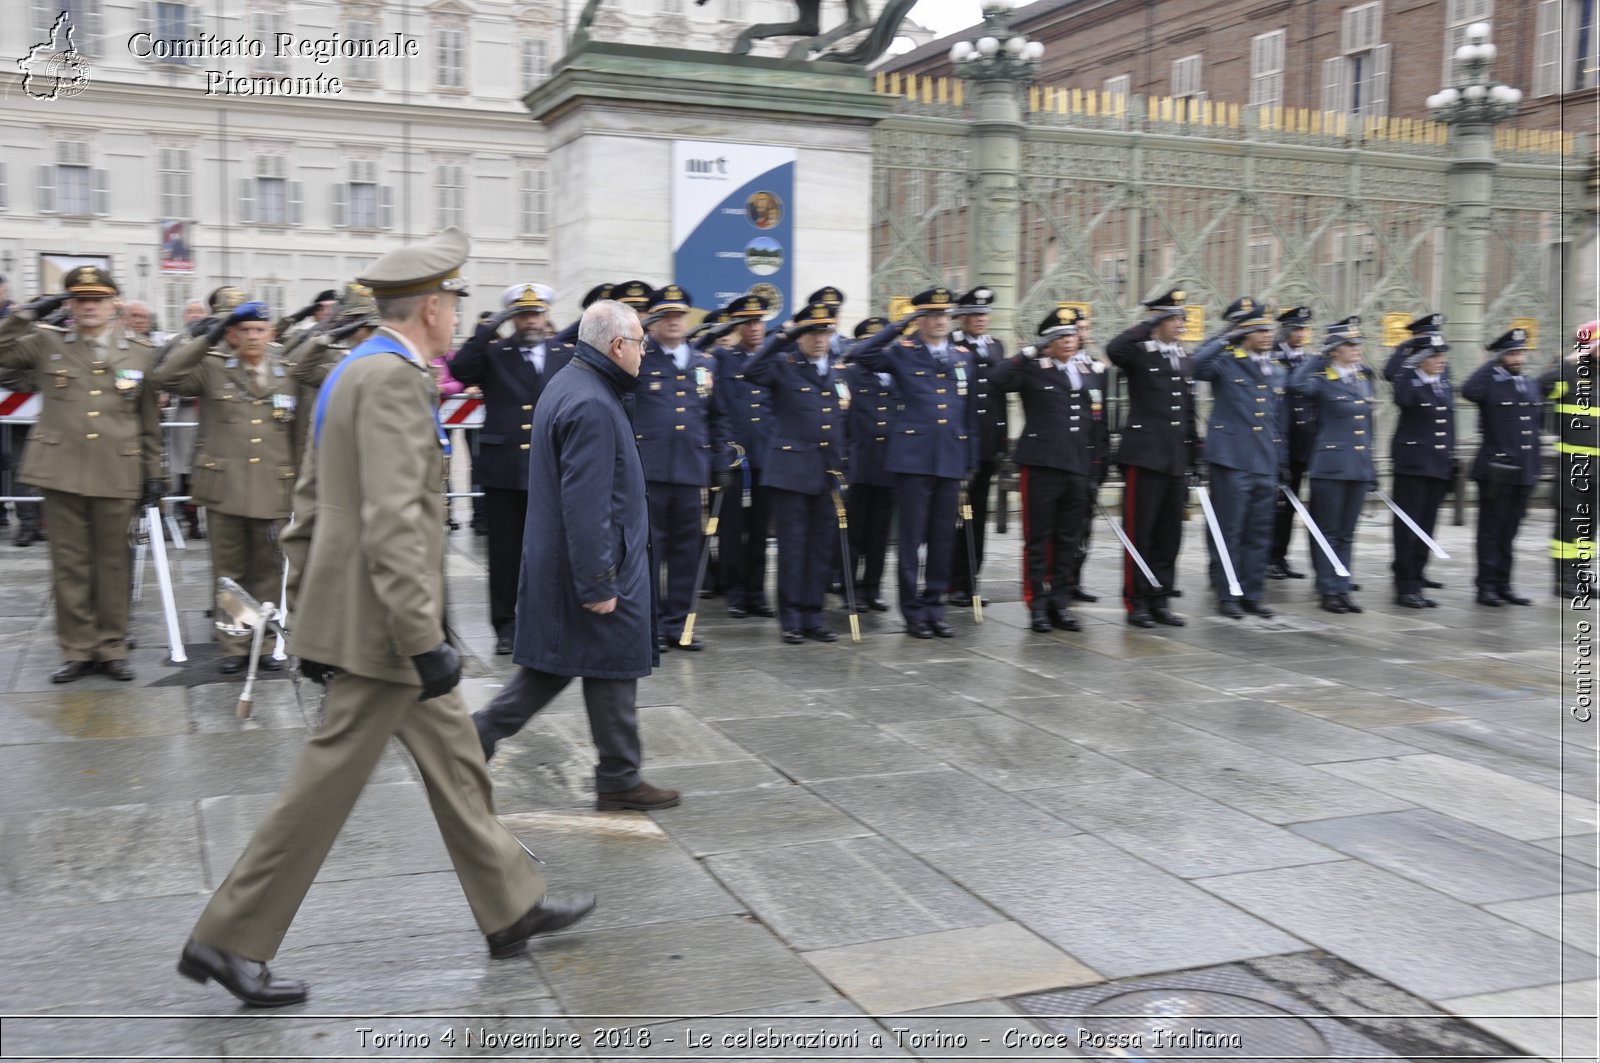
top-left (153, 336), bottom-right (301, 519)
top-left (280, 327), bottom-right (446, 685)
top-left (0, 311), bottom-right (162, 499)
top-left (283, 332), bottom-right (348, 390)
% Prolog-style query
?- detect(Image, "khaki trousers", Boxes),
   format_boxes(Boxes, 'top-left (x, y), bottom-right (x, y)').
top-left (207, 511), bottom-right (283, 656)
top-left (191, 673), bottom-right (544, 961)
top-left (40, 489), bottom-right (138, 662)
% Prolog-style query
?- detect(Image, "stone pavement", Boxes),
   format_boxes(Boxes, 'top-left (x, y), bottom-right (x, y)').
top-left (0, 497), bottom-right (1596, 1061)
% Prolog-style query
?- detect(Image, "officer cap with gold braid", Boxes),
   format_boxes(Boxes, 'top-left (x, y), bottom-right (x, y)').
top-left (1322, 315), bottom-right (1363, 353)
top-left (614, 281), bottom-right (653, 310)
top-left (207, 286), bottom-right (248, 314)
top-left (1487, 327), bottom-right (1531, 353)
top-left (854, 316), bottom-right (888, 339)
top-left (807, 286), bottom-right (845, 310)
top-left (332, 282), bottom-right (377, 325)
top-left (356, 225), bottom-right (471, 300)
top-left (501, 282), bottom-right (551, 314)
top-left (1407, 312), bottom-right (1444, 335)
top-left (728, 293), bottom-right (770, 320)
top-left (789, 300), bottom-right (838, 335)
top-left (1142, 288), bottom-right (1187, 322)
top-left (62, 265), bottom-right (118, 298)
top-left (1277, 305), bottom-right (1312, 327)
top-left (647, 284), bottom-right (693, 316)
top-left (1037, 304), bottom-right (1081, 344)
top-left (1223, 295), bottom-right (1273, 335)
top-left (910, 286), bottom-right (955, 312)
top-left (955, 287), bottom-right (996, 317)
top-left (581, 282), bottom-right (615, 309)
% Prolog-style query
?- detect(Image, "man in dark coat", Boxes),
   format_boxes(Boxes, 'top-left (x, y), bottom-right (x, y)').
top-left (709, 295), bottom-right (776, 619)
top-left (950, 286), bottom-right (1009, 607)
top-left (472, 300), bottom-right (678, 813)
top-left (1384, 330), bottom-right (1455, 607)
top-left (1462, 327), bottom-right (1543, 606)
top-left (1268, 306), bottom-right (1316, 579)
top-left (449, 282), bottom-right (574, 654)
top-left (840, 317), bottom-right (896, 612)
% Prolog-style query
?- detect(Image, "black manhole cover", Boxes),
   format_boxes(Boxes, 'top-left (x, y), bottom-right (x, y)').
top-left (1080, 988), bottom-right (1328, 1057)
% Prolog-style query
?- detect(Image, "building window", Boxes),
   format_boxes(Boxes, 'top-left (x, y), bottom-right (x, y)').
top-left (1444, 0), bottom-right (1492, 81)
top-left (334, 159), bottom-right (393, 230)
top-left (252, 11), bottom-right (286, 74)
top-left (346, 17), bottom-right (378, 81)
top-left (33, 0), bottom-right (102, 57)
top-left (436, 26), bottom-right (465, 89)
top-left (241, 155), bottom-right (301, 226)
top-left (1322, 2), bottom-right (1390, 120)
top-left (145, 1), bottom-right (194, 66)
top-left (1171, 54), bottom-right (1203, 100)
top-left (1534, 0), bottom-right (1600, 96)
top-left (1097, 252), bottom-right (1127, 301)
top-left (435, 164), bottom-right (465, 231)
top-left (519, 164), bottom-right (548, 236)
top-left (0, 163), bottom-right (8, 211)
top-left (257, 282), bottom-right (286, 320)
top-left (1248, 236), bottom-right (1277, 295)
top-left (39, 140), bottom-right (106, 216)
top-left (520, 37), bottom-right (550, 92)
top-left (1103, 73), bottom-right (1130, 100)
top-left (1250, 30), bottom-right (1285, 106)
top-left (158, 147), bottom-right (191, 220)
top-left (162, 281), bottom-right (190, 338)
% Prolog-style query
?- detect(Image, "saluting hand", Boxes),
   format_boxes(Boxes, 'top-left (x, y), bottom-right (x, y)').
top-left (583, 598), bottom-right (617, 615)
top-left (25, 293), bottom-right (67, 319)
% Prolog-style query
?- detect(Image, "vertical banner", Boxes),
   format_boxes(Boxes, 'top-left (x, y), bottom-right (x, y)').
top-left (672, 141), bottom-right (796, 324)
top-left (160, 221), bottom-right (194, 273)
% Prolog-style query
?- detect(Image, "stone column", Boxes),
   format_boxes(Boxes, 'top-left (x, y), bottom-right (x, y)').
top-left (1444, 118), bottom-right (1496, 379)
top-left (967, 77), bottom-right (1025, 341)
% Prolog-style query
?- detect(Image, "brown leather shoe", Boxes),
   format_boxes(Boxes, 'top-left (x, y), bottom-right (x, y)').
top-left (595, 781), bottom-right (681, 812)
top-left (486, 892), bottom-right (597, 958)
top-left (99, 659), bottom-right (136, 681)
top-left (51, 660), bottom-right (95, 684)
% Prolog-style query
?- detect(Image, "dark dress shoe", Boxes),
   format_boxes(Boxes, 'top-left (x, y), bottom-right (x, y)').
top-left (178, 939), bottom-right (308, 1007)
top-left (803, 627), bottom-right (838, 643)
top-left (258, 656), bottom-right (282, 672)
top-left (829, 581), bottom-right (844, 596)
top-left (1030, 612), bottom-right (1052, 633)
top-left (1071, 587), bottom-right (1099, 602)
top-left (1167, 588), bottom-right (1184, 598)
top-left (1497, 588), bottom-right (1532, 606)
top-left (657, 636), bottom-right (674, 652)
top-left (1421, 595), bottom-right (1438, 607)
top-left (100, 659), bottom-right (135, 681)
top-left (495, 634), bottom-right (513, 656)
top-left (485, 892), bottom-right (598, 958)
top-left (1338, 595), bottom-right (1363, 614)
top-left (1151, 607), bottom-right (1186, 627)
top-left (868, 597), bottom-right (890, 612)
top-left (906, 620), bottom-right (934, 639)
top-left (698, 588), bottom-right (717, 600)
top-left (1350, 582), bottom-right (1363, 591)
top-left (1266, 562), bottom-right (1290, 580)
top-left (727, 606), bottom-right (750, 618)
top-left (949, 591), bottom-right (973, 607)
top-left (1241, 600), bottom-right (1274, 618)
top-left (930, 620), bottom-right (957, 638)
top-left (677, 635), bottom-right (706, 651)
top-left (1475, 591), bottom-right (1502, 607)
top-left (750, 604), bottom-right (777, 618)
top-left (1218, 600), bottom-right (1245, 620)
top-left (51, 660), bottom-right (95, 684)
top-left (1048, 610), bottom-right (1080, 632)
top-left (220, 655), bottom-right (247, 675)
top-left (1396, 592), bottom-right (1429, 609)
top-left (1319, 595), bottom-right (1346, 613)
top-left (1422, 577), bottom-right (1444, 589)
top-left (781, 629), bottom-right (805, 644)
top-left (1126, 609), bottom-right (1155, 628)
top-left (1281, 564), bottom-right (1306, 579)
top-left (596, 780), bottom-right (680, 812)
top-left (14, 529), bottom-right (39, 547)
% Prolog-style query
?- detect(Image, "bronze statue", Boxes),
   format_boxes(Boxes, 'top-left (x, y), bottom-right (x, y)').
top-left (569, 0), bottom-right (917, 66)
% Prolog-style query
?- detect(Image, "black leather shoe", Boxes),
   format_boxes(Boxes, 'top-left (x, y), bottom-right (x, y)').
top-left (100, 659), bottom-right (135, 681)
top-left (178, 939), bottom-right (308, 1007)
top-left (1281, 563), bottom-right (1306, 579)
top-left (1338, 595), bottom-right (1363, 614)
top-left (1475, 591), bottom-right (1503, 607)
top-left (1241, 600), bottom-right (1274, 618)
top-left (676, 635), bottom-right (706, 651)
top-left (257, 656), bottom-right (282, 672)
top-left (1350, 582), bottom-right (1363, 591)
top-left (486, 893), bottom-right (598, 959)
top-left (829, 581), bottom-right (844, 596)
top-left (14, 528), bottom-right (39, 547)
top-left (868, 597), bottom-right (890, 612)
top-left (1497, 588), bottom-right (1532, 606)
top-left (1151, 607), bottom-right (1186, 627)
top-left (1422, 578), bottom-right (1444, 589)
top-left (907, 620), bottom-right (934, 639)
top-left (1421, 595), bottom-right (1438, 607)
top-left (749, 603), bottom-right (776, 618)
top-left (1127, 609), bottom-right (1155, 629)
top-left (727, 606), bottom-right (750, 619)
top-left (220, 655), bottom-right (247, 675)
top-left (1218, 600), bottom-right (1245, 620)
top-left (51, 660), bottom-right (94, 684)
top-left (1396, 592), bottom-right (1429, 609)
top-left (698, 588), bottom-right (717, 600)
top-left (930, 619), bottom-right (957, 638)
top-left (1320, 595), bottom-right (1347, 614)
top-left (949, 592), bottom-right (973, 607)
top-left (1071, 587), bottom-right (1099, 603)
top-left (657, 636), bottom-right (674, 652)
top-left (803, 626), bottom-right (838, 643)
top-left (1266, 562), bottom-right (1290, 580)
top-left (1048, 610), bottom-right (1080, 632)
top-left (781, 629), bottom-right (804, 644)
top-left (495, 634), bottom-right (513, 656)
top-left (1030, 612), bottom-right (1052, 633)
top-left (1167, 588), bottom-right (1184, 598)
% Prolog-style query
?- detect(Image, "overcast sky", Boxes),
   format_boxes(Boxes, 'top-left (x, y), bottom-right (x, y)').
top-left (908, 0), bottom-right (982, 38)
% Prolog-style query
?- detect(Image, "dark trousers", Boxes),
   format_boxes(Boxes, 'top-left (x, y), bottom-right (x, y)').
top-left (847, 482), bottom-right (895, 597)
top-left (770, 487), bottom-right (834, 631)
top-left (1207, 466), bottom-right (1277, 603)
top-left (41, 490), bottom-right (138, 662)
top-left (1390, 474), bottom-right (1449, 595)
top-left (1475, 480), bottom-right (1534, 593)
top-left (1271, 460), bottom-right (1308, 565)
top-left (1554, 453), bottom-right (1597, 593)
top-left (894, 473), bottom-right (960, 624)
top-left (483, 486), bottom-right (529, 638)
top-left (1121, 466), bottom-right (1185, 611)
top-left (467, 430), bottom-right (486, 528)
top-left (1, 425), bottom-right (39, 532)
top-left (1019, 465), bottom-right (1091, 612)
top-left (1066, 488), bottom-right (1096, 594)
top-left (648, 481), bottom-right (702, 638)
top-left (473, 666), bottom-right (642, 794)
top-left (1309, 478), bottom-right (1366, 596)
top-left (951, 460), bottom-right (994, 595)
top-left (718, 476), bottom-right (771, 610)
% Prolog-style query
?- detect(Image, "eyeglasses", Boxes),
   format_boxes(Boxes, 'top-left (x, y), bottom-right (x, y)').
top-left (620, 334), bottom-right (646, 347)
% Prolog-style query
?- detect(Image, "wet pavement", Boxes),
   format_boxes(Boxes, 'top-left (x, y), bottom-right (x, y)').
top-left (0, 497), bottom-right (1595, 1060)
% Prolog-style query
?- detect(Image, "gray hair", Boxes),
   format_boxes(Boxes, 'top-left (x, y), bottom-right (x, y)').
top-left (579, 299), bottom-right (638, 352)
top-left (376, 294), bottom-right (426, 323)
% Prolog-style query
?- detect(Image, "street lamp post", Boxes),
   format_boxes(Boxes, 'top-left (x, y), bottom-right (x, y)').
top-left (949, 0), bottom-right (1043, 342)
top-left (1426, 21), bottom-right (1521, 380)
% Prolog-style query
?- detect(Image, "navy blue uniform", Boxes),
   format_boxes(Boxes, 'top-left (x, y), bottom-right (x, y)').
top-left (1271, 340), bottom-right (1318, 568)
top-left (1541, 356), bottom-right (1598, 597)
top-left (1462, 359), bottom-right (1543, 595)
top-left (448, 323), bottom-right (575, 640)
top-left (840, 361), bottom-right (896, 602)
top-left (711, 340), bottom-right (774, 613)
top-left (635, 338), bottom-right (722, 640)
top-left (854, 324), bottom-right (978, 625)
top-left (1193, 335), bottom-right (1285, 605)
top-left (1289, 355), bottom-right (1377, 596)
top-left (1384, 345), bottom-right (1455, 597)
top-left (741, 333), bottom-right (848, 632)
top-left (990, 352), bottom-right (1108, 614)
top-left (951, 331), bottom-right (1010, 597)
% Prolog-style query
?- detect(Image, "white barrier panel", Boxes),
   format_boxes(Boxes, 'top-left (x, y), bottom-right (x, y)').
top-left (2, 390), bottom-right (488, 429)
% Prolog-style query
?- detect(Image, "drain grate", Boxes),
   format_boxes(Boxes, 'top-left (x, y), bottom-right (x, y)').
top-left (1009, 953), bottom-right (1524, 1060)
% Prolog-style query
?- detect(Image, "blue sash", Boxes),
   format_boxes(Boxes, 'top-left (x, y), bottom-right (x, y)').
top-left (311, 335), bottom-right (450, 455)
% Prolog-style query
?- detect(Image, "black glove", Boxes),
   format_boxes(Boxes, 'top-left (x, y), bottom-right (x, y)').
top-left (484, 307), bottom-right (519, 332)
top-left (42, 307), bottom-right (72, 327)
top-left (186, 315), bottom-right (214, 337)
top-left (139, 478), bottom-right (166, 509)
top-left (1277, 465), bottom-right (1292, 487)
top-left (206, 316), bottom-right (229, 344)
top-left (325, 318), bottom-right (369, 342)
top-left (299, 658), bottom-right (336, 685)
top-left (287, 302), bottom-right (319, 324)
top-left (1368, 480), bottom-right (1380, 493)
top-left (1187, 465), bottom-right (1207, 488)
top-left (893, 307), bottom-right (929, 330)
top-left (25, 293), bottom-right (67, 319)
top-left (411, 642), bottom-right (462, 701)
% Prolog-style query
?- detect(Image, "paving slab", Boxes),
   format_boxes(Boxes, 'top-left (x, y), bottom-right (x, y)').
top-left (1440, 980), bottom-right (1599, 1063)
top-left (811, 770), bottom-right (1079, 854)
top-left (1535, 834), bottom-right (1600, 867)
top-left (652, 787), bottom-right (872, 857)
top-left (809, 682), bottom-right (995, 724)
top-left (0, 687), bottom-right (193, 743)
top-left (1154, 697), bottom-right (1421, 763)
top-left (0, 800), bottom-right (207, 907)
top-left (1483, 892), bottom-right (1600, 956)
top-left (715, 713), bottom-right (943, 782)
top-left (882, 715), bottom-right (1148, 792)
top-left (1374, 716), bottom-right (1599, 797)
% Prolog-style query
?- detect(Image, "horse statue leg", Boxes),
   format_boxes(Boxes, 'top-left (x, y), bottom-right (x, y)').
top-left (823, 0), bottom-right (918, 64)
top-left (785, 0), bottom-right (871, 59)
top-left (734, 0), bottom-right (822, 55)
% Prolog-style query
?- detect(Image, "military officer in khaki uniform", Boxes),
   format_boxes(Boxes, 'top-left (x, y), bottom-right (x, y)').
top-left (0, 267), bottom-right (163, 682)
top-left (154, 301), bottom-right (300, 674)
top-left (178, 227), bottom-right (594, 1009)
top-left (282, 282), bottom-right (379, 392)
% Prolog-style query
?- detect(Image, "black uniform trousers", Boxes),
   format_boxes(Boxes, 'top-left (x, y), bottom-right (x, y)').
top-left (894, 473), bottom-right (960, 625)
top-left (847, 484), bottom-right (895, 598)
top-left (718, 475), bottom-right (771, 611)
top-left (1120, 466), bottom-right (1186, 612)
top-left (0, 424), bottom-right (39, 533)
top-left (1271, 461), bottom-right (1309, 566)
top-left (483, 486), bottom-right (529, 638)
top-left (1554, 453), bottom-right (1597, 594)
top-left (951, 460), bottom-right (994, 596)
top-left (1019, 465), bottom-right (1091, 613)
top-left (1309, 478), bottom-right (1365, 596)
top-left (648, 481), bottom-right (702, 639)
top-left (1207, 466), bottom-right (1276, 604)
top-left (1389, 474), bottom-right (1449, 595)
top-left (769, 487), bottom-right (834, 631)
top-left (466, 430), bottom-right (486, 529)
top-left (1475, 480), bottom-right (1534, 593)
top-left (474, 667), bottom-right (641, 794)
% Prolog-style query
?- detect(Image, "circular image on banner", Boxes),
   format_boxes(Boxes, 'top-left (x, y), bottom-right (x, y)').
top-left (746, 191), bottom-right (783, 230)
top-left (744, 237), bottom-right (784, 277)
top-left (747, 283), bottom-right (783, 322)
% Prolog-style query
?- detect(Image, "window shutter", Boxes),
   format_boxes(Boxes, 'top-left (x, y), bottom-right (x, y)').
top-left (379, 185), bottom-right (394, 229)
top-left (331, 182), bottom-right (347, 228)
top-left (92, 168), bottom-right (109, 215)
top-left (1533, 0), bottom-right (1562, 96)
top-left (1322, 55), bottom-right (1348, 112)
top-left (239, 176), bottom-right (255, 223)
top-left (37, 164), bottom-right (55, 213)
top-left (137, 0), bottom-right (152, 40)
top-left (288, 180), bottom-right (303, 225)
top-left (1368, 43), bottom-right (1391, 119)
top-left (34, 0), bottom-right (53, 37)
